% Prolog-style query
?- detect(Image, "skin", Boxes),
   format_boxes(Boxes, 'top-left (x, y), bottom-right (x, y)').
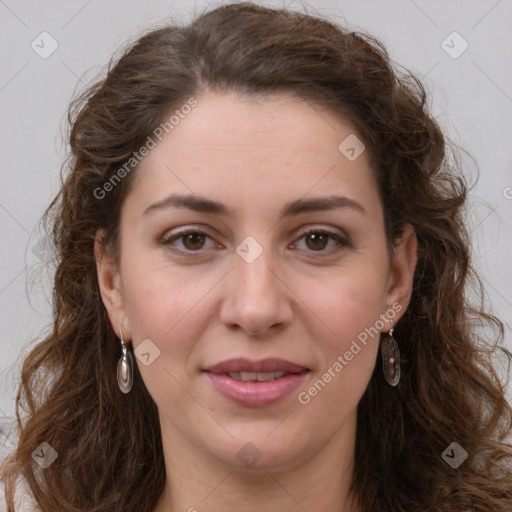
top-left (95, 91), bottom-right (417, 512)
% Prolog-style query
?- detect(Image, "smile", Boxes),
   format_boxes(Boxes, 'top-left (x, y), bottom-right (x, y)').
top-left (203, 370), bottom-right (309, 407)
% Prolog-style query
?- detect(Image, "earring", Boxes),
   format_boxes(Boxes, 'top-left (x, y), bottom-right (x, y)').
top-left (381, 323), bottom-right (400, 386)
top-left (117, 327), bottom-right (134, 394)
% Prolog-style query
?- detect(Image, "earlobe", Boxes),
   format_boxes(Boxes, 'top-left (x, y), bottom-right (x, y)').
top-left (386, 224), bottom-right (418, 319)
top-left (94, 230), bottom-right (131, 340)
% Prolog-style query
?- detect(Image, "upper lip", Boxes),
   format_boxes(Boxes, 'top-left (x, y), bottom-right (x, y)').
top-left (204, 358), bottom-right (309, 374)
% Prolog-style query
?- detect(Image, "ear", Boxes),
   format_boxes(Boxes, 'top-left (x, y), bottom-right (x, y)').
top-left (384, 224), bottom-right (418, 325)
top-left (94, 229), bottom-right (131, 342)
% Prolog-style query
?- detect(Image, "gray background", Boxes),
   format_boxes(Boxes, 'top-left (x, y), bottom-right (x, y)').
top-left (1, 0), bottom-right (511, 445)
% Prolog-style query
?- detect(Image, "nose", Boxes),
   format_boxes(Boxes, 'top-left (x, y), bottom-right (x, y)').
top-left (219, 244), bottom-right (293, 336)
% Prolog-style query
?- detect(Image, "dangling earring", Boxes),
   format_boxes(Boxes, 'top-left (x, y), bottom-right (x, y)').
top-left (381, 322), bottom-right (400, 386)
top-left (117, 327), bottom-right (134, 394)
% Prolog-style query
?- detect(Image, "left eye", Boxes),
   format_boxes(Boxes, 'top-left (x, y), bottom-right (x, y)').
top-left (292, 229), bottom-right (346, 252)
top-left (162, 228), bottom-right (346, 254)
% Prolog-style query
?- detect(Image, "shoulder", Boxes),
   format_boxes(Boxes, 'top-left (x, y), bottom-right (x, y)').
top-left (0, 475), bottom-right (40, 512)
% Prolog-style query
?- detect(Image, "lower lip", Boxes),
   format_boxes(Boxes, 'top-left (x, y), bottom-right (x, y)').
top-left (204, 371), bottom-right (309, 407)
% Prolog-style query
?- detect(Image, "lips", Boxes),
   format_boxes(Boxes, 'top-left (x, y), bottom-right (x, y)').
top-left (202, 358), bottom-right (310, 406)
top-left (204, 357), bottom-right (309, 375)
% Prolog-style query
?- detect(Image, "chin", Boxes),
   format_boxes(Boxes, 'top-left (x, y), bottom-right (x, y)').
top-left (200, 429), bottom-right (315, 472)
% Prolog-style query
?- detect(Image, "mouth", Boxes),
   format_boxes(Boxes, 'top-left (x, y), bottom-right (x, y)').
top-left (204, 357), bottom-right (309, 375)
top-left (202, 358), bottom-right (310, 407)
top-left (219, 370), bottom-right (306, 382)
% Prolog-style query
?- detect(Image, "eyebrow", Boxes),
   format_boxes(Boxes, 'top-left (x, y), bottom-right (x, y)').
top-left (142, 193), bottom-right (366, 218)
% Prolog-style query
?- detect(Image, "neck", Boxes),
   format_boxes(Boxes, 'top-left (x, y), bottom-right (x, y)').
top-left (153, 415), bottom-right (362, 512)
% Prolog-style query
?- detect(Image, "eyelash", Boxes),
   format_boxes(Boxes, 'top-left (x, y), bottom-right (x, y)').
top-left (160, 227), bottom-right (349, 257)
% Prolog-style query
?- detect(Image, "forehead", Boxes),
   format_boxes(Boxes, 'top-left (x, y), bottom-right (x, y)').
top-left (153, 91), bottom-right (358, 163)
top-left (124, 90), bottom-right (381, 220)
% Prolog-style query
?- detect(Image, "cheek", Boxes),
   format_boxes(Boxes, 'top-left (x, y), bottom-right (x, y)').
top-left (120, 251), bottom-right (218, 370)
top-left (126, 283), bottom-right (204, 355)
top-left (121, 243), bottom-right (195, 331)
top-left (303, 265), bottom-right (387, 388)
top-left (309, 263), bottom-right (388, 341)
top-left (120, 261), bottom-right (213, 405)
top-left (295, 279), bottom-right (384, 417)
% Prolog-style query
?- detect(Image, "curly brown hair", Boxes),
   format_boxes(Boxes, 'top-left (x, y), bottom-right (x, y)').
top-left (1, 2), bottom-right (511, 511)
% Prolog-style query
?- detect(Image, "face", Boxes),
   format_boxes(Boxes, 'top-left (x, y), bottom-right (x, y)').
top-left (96, 90), bottom-right (417, 472)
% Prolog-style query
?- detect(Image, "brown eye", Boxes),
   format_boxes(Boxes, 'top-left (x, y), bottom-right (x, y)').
top-left (305, 232), bottom-right (329, 251)
top-left (182, 232), bottom-right (206, 250)
top-left (292, 228), bottom-right (348, 254)
top-left (162, 230), bottom-right (218, 253)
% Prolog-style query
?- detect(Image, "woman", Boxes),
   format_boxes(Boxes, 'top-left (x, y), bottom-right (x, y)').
top-left (1, 2), bottom-right (511, 511)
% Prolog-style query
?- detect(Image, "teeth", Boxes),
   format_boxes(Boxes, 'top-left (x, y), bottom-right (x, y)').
top-left (227, 371), bottom-right (287, 382)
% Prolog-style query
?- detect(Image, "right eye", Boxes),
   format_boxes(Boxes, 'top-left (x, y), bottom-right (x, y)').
top-left (161, 229), bottom-right (221, 254)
